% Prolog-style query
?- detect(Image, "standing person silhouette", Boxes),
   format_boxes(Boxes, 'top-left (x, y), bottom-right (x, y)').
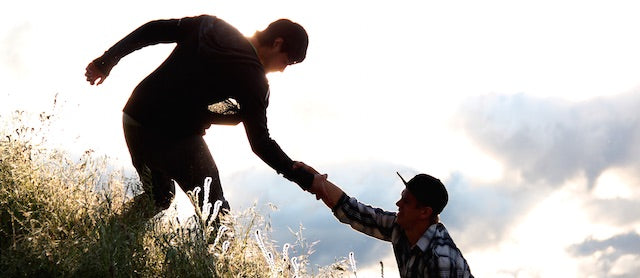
top-left (85, 15), bottom-right (313, 217)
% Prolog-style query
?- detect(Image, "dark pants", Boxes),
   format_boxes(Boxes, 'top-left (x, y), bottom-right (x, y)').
top-left (122, 114), bottom-right (230, 215)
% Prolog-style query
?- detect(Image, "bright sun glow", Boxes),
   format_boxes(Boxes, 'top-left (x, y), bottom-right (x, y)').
top-left (593, 168), bottom-right (636, 199)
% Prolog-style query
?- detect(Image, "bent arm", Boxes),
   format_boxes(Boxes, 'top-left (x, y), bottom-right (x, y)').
top-left (91, 17), bottom-right (193, 76)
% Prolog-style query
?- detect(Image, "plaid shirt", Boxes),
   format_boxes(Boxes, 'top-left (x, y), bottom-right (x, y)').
top-left (333, 194), bottom-right (473, 278)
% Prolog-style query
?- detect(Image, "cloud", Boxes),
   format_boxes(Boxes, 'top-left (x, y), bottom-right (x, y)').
top-left (570, 231), bottom-right (640, 257)
top-left (569, 232), bottom-right (640, 277)
top-left (454, 91), bottom-right (640, 276)
top-left (455, 91), bottom-right (640, 187)
top-left (442, 172), bottom-right (546, 249)
top-left (586, 198), bottom-right (640, 226)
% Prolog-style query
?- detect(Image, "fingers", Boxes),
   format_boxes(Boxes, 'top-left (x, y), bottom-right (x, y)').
top-left (85, 71), bottom-right (105, 86)
top-left (309, 173), bottom-right (328, 198)
top-left (85, 62), bottom-right (107, 86)
top-left (293, 161), bottom-right (320, 175)
top-left (293, 161), bottom-right (311, 171)
top-left (96, 76), bottom-right (105, 85)
top-left (316, 174), bottom-right (328, 200)
top-left (86, 74), bottom-right (101, 85)
top-left (86, 74), bottom-right (95, 85)
top-left (85, 65), bottom-right (94, 85)
top-left (85, 66), bottom-right (97, 85)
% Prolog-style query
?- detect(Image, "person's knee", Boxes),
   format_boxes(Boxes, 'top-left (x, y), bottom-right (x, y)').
top-left (147, 172), bottom-right (175, 210)
top-left (152, 190), bottom-right (173, 210)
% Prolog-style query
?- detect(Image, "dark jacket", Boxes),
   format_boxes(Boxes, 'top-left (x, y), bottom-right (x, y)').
top-left (94, 15), bottom-right (312, 188)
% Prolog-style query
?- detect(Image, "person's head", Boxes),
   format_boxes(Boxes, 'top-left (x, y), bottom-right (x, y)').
top-left (395, 173), bottom-right (448, 230)
top-left (252, 19), bottom-right (308, 72)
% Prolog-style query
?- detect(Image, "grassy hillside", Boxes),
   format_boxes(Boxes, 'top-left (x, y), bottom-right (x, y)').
top-left (0, 111), bottom-right (353, 277)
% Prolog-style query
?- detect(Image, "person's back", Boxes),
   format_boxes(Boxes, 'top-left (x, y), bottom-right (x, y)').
top-left (95, 15), bottom-right (265, 136)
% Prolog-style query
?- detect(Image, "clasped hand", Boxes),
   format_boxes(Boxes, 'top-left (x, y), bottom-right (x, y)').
top-left (293, 162), bottom-right (328, 200)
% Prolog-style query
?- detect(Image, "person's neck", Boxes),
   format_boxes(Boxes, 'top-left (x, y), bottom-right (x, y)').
top-left (405, 220), bottom-right (437, 246)
top-left (248, 37), bottom-right (264, 64)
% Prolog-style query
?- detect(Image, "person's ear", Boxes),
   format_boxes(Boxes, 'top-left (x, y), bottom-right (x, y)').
top-left (421, 206), bottom-right (433, 220)
top-left (272, 37), bottom-right (284, 50)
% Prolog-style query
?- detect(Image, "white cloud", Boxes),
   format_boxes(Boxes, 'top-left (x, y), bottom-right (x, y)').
top-left (455, 91), bottom-right (640, 276)
top-left (610, 254), bottom-right (640, 277)
top-left (456, 91), bottom-right (640, 187)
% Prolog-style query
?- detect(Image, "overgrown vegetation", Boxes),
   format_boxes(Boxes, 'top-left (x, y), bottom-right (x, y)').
top-left (0, 110), bottom-right (354, 277)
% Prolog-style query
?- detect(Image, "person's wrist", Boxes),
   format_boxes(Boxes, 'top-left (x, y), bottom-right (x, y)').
top-left (289, 167), bottom-right (313, 190)
top-left (314, 174), bottom-right (328, 195)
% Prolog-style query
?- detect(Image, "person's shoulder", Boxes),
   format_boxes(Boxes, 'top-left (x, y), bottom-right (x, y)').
top-left (165, 14), bottom-right (213, 29)
top-left (198, 16), bottom-right (251, 50)
top-left (425, 224), bottom-right (455, 250)
top-left (434, 222), bottom-right (450, 236)
top-left (176, 14), bottom-right (221, 27)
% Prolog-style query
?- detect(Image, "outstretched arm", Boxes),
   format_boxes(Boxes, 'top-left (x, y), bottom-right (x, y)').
top-left (293, 162), bottom-right (396, 241)
top-left (85, 16), bottom-right (197, 85)
top-left (238, 72), bottom-right (314, 190)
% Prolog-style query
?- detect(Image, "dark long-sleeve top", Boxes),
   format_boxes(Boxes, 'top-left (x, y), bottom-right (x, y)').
top-left (93, 15), bottom-right (312, 188)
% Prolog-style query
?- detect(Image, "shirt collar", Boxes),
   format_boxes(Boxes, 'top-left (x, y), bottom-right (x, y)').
top-left (248, 40), bottom-right (259, 56)
top-left (414, 223), bottom-right (441, 252)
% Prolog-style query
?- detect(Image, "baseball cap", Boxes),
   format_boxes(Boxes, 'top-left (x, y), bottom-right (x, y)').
top-left (396, 172), bottom-right (448, 214)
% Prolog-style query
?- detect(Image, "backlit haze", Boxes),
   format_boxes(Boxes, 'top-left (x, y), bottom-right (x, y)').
top-left (3, 1), bottom-right (640, 276)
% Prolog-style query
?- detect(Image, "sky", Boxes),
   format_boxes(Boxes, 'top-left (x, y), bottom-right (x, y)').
top-left (2, 0), bottom-right (640, 277)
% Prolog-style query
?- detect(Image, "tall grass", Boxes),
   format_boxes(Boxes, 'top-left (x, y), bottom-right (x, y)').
top-left (0, 111), bottom-right (353, 277)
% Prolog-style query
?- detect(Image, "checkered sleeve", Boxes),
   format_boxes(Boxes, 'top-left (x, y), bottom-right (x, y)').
top-left (332, 193), bottom-right (397, 242)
